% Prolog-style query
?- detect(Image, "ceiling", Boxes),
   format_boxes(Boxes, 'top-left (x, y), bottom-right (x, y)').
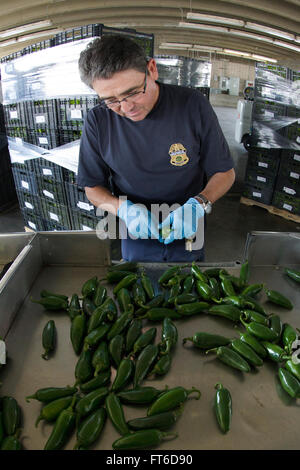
top-left (0, 0), bottom-right (300, 69)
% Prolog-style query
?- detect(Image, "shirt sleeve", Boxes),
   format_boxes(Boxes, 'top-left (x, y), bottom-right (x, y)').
top-left (198, 95), bottom-right (235, 178)
top-left (76, 109), bottom-right (111, 188)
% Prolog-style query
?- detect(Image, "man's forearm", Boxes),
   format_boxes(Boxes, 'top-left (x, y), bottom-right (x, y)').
top-left (85, 185), bottom-right (121, 216)
top-left (199, 168), bottom-right (235, 204)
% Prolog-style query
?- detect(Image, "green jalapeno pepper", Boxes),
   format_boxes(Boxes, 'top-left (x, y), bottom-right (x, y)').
top-left (40, 290), bottom-right (68, 301)
top-left (84, 323), bottom-right (111, 348)
top-left (176, 301), bottom-right (209, 317)
top-left (101, 270), bottom-right (136, 284)
top-left (264, 288), bottom-right (293, 310)
top-left (117, 288), bottom-right (132, 313)
top-left (196, 280), bottom-right (214, 301)
top-left (26, 386), bottom-right (77, 403)
top-left (82, 297), bottom-right (96, 317)
top-left (174, 293), bottom-right (197, 306)
top-left (80, 369), bottom-right (111, 393)
top-left (220, 278), bottom-right (236, 297)
top-left (239, 260), bottom-right (249, 285)
top-left (71, 311), bottom-right (86, 355)
top-left (132, 279), bottom-right (147, 308)
top-left (214, 383), bottom-right (232, 434)
top-left (75, 387), bottom-right (108, 422)
top-left (93, 284), bottom-right (107, 307)
top-left (208, 304), bottom-right (241, 322)
top-left (2, 397), bottom-right (20, 436)
top-left (241, 309), bottom-right (269, 326)
top-left (166, 281), bottom-right (182, 305)
top-left (75, 348), bottom-right (94, 385)
top-left (241, 283), bottom-right (264, 298)
top-left (147, 386), bottom-right (201, 416)
top-left (140, 307), bottom-right (182, 322)
top-left (117, 386), bottom-right (167, 405)
top-left (208, 277), bottom-right (221, 300)
top-left (88, 298), bottom-right (118, 333)
top-left (141, 271), bottom-right (155, 300)
top-left (240, 317), bottom-right (279, 342)
top-left (74, 407), bottom-right (107, 450)
top-left (0, 429), bottom-right (22, 450)
top-left (92, 341), bottom-right (110, 376)
top-left (282, 323), bottom-right (299, 354)
top-left (125, 319), bottom-right (143, 354)
top-left (127, 407), bottom-right (183, 431)
top-left (205, 268), bottom-right (227, 278)
top-left (241, 295), bottom-right (267, 316)
top-left (35, 395), bottom-right (75, 427)
top-left (112, 429), bottom-right (178, 450)
top-left (133, 344), bottom-right (159, 388)
top-left (285, 360), bottom-right (300, 381)
top-left (148, 354), bottom-right (172, 377)
top-left (206, 346), bottom-right (251, 373)
top-left (166, 273), bottom-right (188, 288)
top-left (41, 319), bottom-right (56, 360)
top-left (158, 266), bottom-right (181, 286)
top-left (130, 327), bottom-right (157, 357)
top-left (108, 261), bottom-right (138, 272)
top-left (183, 332), bottom-right (230, 350)
top-left (160, 317), bottom-right (178, 356)
top-left (134, 294), bottom-right (165, 316)
top-left (182, 274), bottom-right (195, 293)
top-left (236, 330), bottom-right (267, 359)
top-left (261, 341), bottom-right (291, 363)
top-left (278, 367), bottom-right (300, 398)
top-left (68, 294), bottom-right (81, 320)
top-left (31, 295), bottom-right (68, 311)
top-left (218, 296), bottom-right (246, 308)
top-left (44, 395), bottom-right (77, 450)
top-left (81, 276), bottom-right (98, 299)
top-left (107, 309), bottom-right (133, 341)
top-left (111, 357), bottom-right (135, 392)
top-left (230, 338), bottom-right (263, 367)
top-left (105, 392), bottom-right (129, 436)
top-left (109, 334), bottom-right (124, 368)
top-left (269, 314), bottom-right (283, 343)
top-left (113, 273), bottom-right (138, 296)
top-left (191, 262), bottom-right (208, 283)
top-left (285, 267), bottom-right (300, 284)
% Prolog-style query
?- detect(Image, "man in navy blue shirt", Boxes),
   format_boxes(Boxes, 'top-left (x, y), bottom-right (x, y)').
top-left (77, 35), bottom-right (235, 262)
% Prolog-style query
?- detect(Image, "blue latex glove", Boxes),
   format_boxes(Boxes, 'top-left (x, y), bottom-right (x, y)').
top-left (159, 197), bottom-right (205, 245)
top-left (118, 200), bottom-right (160, 240)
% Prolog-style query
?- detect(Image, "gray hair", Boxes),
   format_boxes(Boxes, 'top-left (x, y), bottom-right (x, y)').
top-left (78, 35), bottom-right (148, 88)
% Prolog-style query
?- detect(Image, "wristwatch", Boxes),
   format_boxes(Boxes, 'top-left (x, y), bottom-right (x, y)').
top-left (195, 193), bottom-right (212, 214)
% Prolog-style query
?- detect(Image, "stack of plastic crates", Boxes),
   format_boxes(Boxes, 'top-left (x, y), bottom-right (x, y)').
top-left (0, 105), bottom-right (17, 212)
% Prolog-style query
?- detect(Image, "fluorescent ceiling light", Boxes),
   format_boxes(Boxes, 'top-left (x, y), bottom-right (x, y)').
top-left (252, 54), bottom-right (277, 63)
top-left (178, 22), bottom-right (228, 33)
top-left (228, 30), bottom-right (273, 43)
top-left (159, 42), bottom-right (192, 48)
top-left (0, 20), bottom-right (53, 38)
top-left (187, 12), bottom-right (244, 27)
top-left (17, 29), bottom-right (63, 42)
top-left (192, 45), bottom-right (223, 51)
top-left (273, 40), bottom-right (300, 52)
top-left (224, 49), bottom-right (251, 57)
top-left (0, 38), bottom-right (17, 47)
top-left (246, 22), bottom-right (295, 41)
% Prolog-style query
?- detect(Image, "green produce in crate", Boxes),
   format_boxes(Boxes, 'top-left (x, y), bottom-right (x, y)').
top-left (71, 311), bottom-right (86, 355)
top-left (208, 277), bottom-right (221, 300)
top-left (80, 369), bottom-right (111, 393)
top-left (166, 281), bottom-right (181, 305)
top-left (107, 309), bottom-right (133, 340)
top-left (93, 284), bottom-right (107, 307)
top-left (31, 295), bottom-right (68, 311)
top-left (196, 280), bottom-right (214, 301)
top-left (206, 346), bottom-right (251, 373)
top-left (131, 327), bottom-right (157, 357)
top-left (285, 360), bottom-right (300, 381)
top-left (111, 357), bottom-right (135, 392)
top-left (109, 334), bottom-right (124, 368)
top-left (105, 392), bottom-right (129, 436)
top-left (134, 293), bottom-right (165, 316)
top-left (174, 293), bottom-right (198, 305)
top-left (282, 323), bottom-right (299, 354)
top-left (82, 297), bottom-right (97, 317)
top-left (35, 395), bottom-right (75, 427)
top-left (100, 270), bottom-right (135, 284)
top-left (125, 319), bottom-right (143, 354)
top-left (75, 387), bottom-right (108, 422)
top-left (183, 332), bottom-right (230, 350)
top-left (158, 266), bottom-right (181, 286)
top-left (84, 323), bottom-right (111, 348)
top-left (81, 276), bottom-right (98, 299)
top-left (68, 294), bottom-right (81, 320)
top-left (108, 261), bottom-right (138, 272)
top-left (2, 396), bottom-right (20, 436)
top-left (264, 288), bottom-right (293, 310)
top-left (116, 287), bottom-right (132, 312)
top-left (75, 348), bottom-right (94, 384)
top-left (148, 354), bottom-right (172, 377)
top-left (139, 307), bottom-right (182, 322)
top-left (191, 261), bottom-right (208, 283)
top-left (230, 339), bottom-right (263, 367)
top-left (113, 273), bottom-right (138, 295)
top-left (160, 317), bottom-right (178, 355)
top-left (214, 383), bottom-right (232, 434)
top-left (261, 341), bottom-right (291, 363)
top-left (112, 429), bottom-right (178, 450)
top-left (220, 277), bottom-right (236, 297)
top-left (117, 386), bottom-right (167, 405)
top-left (239, 260), bottom-right (250, 285)
top-left (127, 407), bottom-right (183, 431)
top-left (208, 304), bottom-right (241, 322)
top-left (133, 344), bottom-right (159, 388)
top-left (88, 298), bottom-right (118, 333)
top-left (140, 270), bottom-right (155, 300)
top-left (241, 283), bottom-right (264, 298)
top-left (0, 429), bottom-right (22, 450)
top-left (278, 367), bottom-right (300, 398)
top-left (284, 267), bottom-right (300, 284)
top-left (216, 295), bottom-right (246, 308)
top-left (92, 341), bottom-right (110, 376)
top-left (132, 279), bottom-right (147, 308)
top-left (236, 330), bottom-right (267, 359)
top-left (40, 290), bottom-right (68, 301)
top-left (182, 275), bottom-right (195, 293)
top-left (26, 386), bottom-right (77, 403)
top-left (241, 295), bottom-right (267, 315)
top-left (147, 386), bottom-right (201, 416)
top-left (241, 309), bottom-right (269, 326)
top-left (176, 301), bottom-right (209, 316)
top-left (240, 317), bottom-right (279, 342)
top-left (74, 407), bottom-right (107, 450)
top-left (44, 395), bottom-right (77, 450)
top-left (204, 268), bottom-right (226, 278)
top-left (269, 314), bottom-right (283, 342)
top-left (41, 319), bottom-right (56, 360)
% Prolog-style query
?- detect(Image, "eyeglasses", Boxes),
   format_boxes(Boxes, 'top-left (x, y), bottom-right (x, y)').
top-left (99, 69), bottom-right (148, 109)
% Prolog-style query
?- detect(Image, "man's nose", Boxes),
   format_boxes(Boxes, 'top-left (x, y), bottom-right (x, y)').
top-left (120, 98), bottom-right (135, 112)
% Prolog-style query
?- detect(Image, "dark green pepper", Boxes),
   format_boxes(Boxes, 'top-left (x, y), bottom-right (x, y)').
top-left (183, 331), bottom-right (230, 350)
top-left (41, 319), bottom-right (56, 360)
top-left (75, 387), bottom-right (108, 422)
top-left (241, 309), bottom-right (269, 326)
top-left (92, 341), bottom-right (110, 376)
top-left (209, 277), bottom-right (221, 300)
top-left (160, 317), bottom-right (178, 356)
top-left (113, 273), bottom-right (138, 296)
top-left (112, 429), bottom-right (178, 450)
top-left (208, 304), bottom-right (241, 322)
top-left (117, 386), bottom-right (166, 405)
top-left (31, 296), bottom-right (68, 311)
top-left (174, 293), bottom-right (197, 305)
top-left (74, 407), bottom-right (106, 450)
top-left (182, 274), bottom-right (194, 293)
top-left (285, 267), bottom-right (300, 284)
top-left (149, 354), bottom-right (172, 377)
top-left (261, 341), bottom-right (291, 363)
top-left (84, 323), bottom-right (111, 348)
top-left (131, 327), bottom-right (157, 357)
top-left (26, 386), bottom-right (77, 403)
top-left (278, 367), bottom-right (300, 398)
top-left (40, 290), bottom-right (68, 301)
top-left (108, 261), bottom-right (138, 272)
top-left (282, 323), bottom-right (299, 354)
top-left (206, 346), bottom-right (251, 373)
top-left (214, 383), bottom-right (232, 434)
top-left (132, 279), bottom-right (147, 308)
top-left (240, 317), bottom-right (279, 342)
top-left (105, 392), bottom-right (129, 436)
top-left (127, 407), bottom-right (183, 431)
top-left (158, 266), bottom-right (181, 286)
top-left (93, 284), bottom-right (107, 307)
top-left (117, 288), bottom-right (132, 313)
top-left (241, 295), bottom-right (267, 316)
top-left (82, 297), bottom-right (97, 317)
top-left (191, 262), bottom-right (208, 283)
top-left (285, 360), bottom-right (300, 381)
top-left (111, 357), bottom-right (135, 392)
top-left (35, 395), bottom-right (75, 427)
top-left (230, 338), bottom-right (263, 367)
top-left (140, 307), bottom-right (182, 322)
top-left (81, 276), bottom-right (98, 299)
top-left (269, 314), bottom-right (283, 343)
top-left (71, 311), bottom-right (86, 355)
top-left (175, 301), bottom-right (209, 317)
top-left (218, 296), bottom-right (246, 308)
top-left (44, 395), bottom-right (77, 450)
top-left (196, 280), bottom-right (214, 301)
top-left (88, 298), bottom-right (118, 333)
top-left (0, 429), bottom-right (22, 450)
top-left (125, 319), bottom-right (143, 354)
top-left (264, 288), bottom-right (293, 310)
top-left (241, 283), bottom-right (264, 298)
top-left (101, 270), bottom-right (136, 283)
top-left (166, 281), bottom-right (181, 305)
top-left (2, 396), bottom-right (20, 436)
top-left (133, 344), bottom-right (159, 388)
top-left (236, 330), bottom-right (267, 359)
top-left (141, 271), bottom-right (155, 300)
top-left (204, 268), bottom-right (226, 278)
top-left (108, 334), bottom-right (124, 368)
top-left (80, 369), bottom-right (111, 393)
top-left (75, 348), bottom-right (94, 385)
top-left (68, 294), bottom-right (81, 320)
top-left (134, 294), bottom-right (165, 316)
top-left (107, 309), bottom-right (133, 341)
top-left (147, 386), bottom-right (201, 416)
top-left (220, 278), bottom-right (236, 297)
top-left (239, 260), bottom-right (249, 285)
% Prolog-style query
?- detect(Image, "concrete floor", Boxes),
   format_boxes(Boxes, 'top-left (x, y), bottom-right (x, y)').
top-left (1, 105), bottom-right (298, 263)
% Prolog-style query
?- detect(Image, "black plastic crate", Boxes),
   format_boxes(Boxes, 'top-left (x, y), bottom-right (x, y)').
top-left (33, 158), bottom-right (64, 182)
top-left (282, 122), bottom-right (300, 145)
top-left (24, 99), bottom-right (59, 130)
top-left (12, 167), bottom-right (39, 195)
top-left (28, 129), bottom-right (61, 150)
top-left (40, 198), bottom-right (72, 228)
top-left (244, 166), bottom-right (277, 189)
top-left (63, 168), bottom-right (77, 184)
top-left (243, 183), bottom-right (274, 205)
top-left (43, 219), bottom-right (70, 231)
top-left (275, 176), bottom-right (300, 199)
top-left (56, 97), bottom-right (98, 130)
top-left (3, 103), bottom-right (28, 128)
top-left (0, 146), bottom-right (12, 176)
top-left (59, 129), bottom-right (82, 145)
top-left (255, 63), bottom-right (289, 79)
top-left (0, 169), bottom-right (17, 211)
top-left (280, 149), bottom-right (300, 167)
top-left (37, 175), bottom-right (67, 205)
top-left (286, 106), bottom-right (300, 119)
top-left (21, 210), bottom-right (45, 231)
top-left (253, 99), bottom-right (287, 119)
top-left (70, 208), bottom-right (99, 231)
top-left (277, 159), bottom-right (300, 182)
top-left (52, 24), bottom-right (99, 46)
top-left (5, 126), bottom-right (30, 142)
top-left (272, 191), bottom-right (300, 215)
top-left (16, 189), bottom-right (42, 216)
top-left (247, 149), bottom-right (281, 175)
top-left (64, 182), bottom-right (96, 215)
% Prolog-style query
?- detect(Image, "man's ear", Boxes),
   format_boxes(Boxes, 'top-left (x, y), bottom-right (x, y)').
top-left (147, 58), bottom-right (159, 81)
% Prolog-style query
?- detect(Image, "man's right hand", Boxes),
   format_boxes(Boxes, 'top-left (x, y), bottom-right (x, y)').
top-left (118, 200), bottom-right (161, 241)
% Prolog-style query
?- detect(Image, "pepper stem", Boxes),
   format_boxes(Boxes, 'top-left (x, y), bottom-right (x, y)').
top-left (205, 347), bottom-right (218, 355)
top-left (187, 387), bottom-right (201, 400)
top-left (25, 394), bottom-right (36, 402)
top-left (215, 383), bottom-right (224, 391)
top-left (182, 337), bottom-right (192, 345)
